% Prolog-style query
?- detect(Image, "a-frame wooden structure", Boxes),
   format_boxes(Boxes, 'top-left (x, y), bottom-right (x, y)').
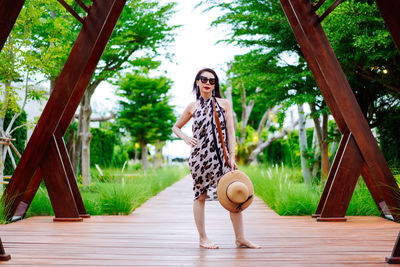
top-left (0, 0), bottom-right (127, 260)
top-left (279, 0), bottom-right (400, 223)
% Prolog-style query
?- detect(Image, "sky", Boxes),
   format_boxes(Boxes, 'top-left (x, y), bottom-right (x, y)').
top-left (92, 1), bottom-right (249, 159)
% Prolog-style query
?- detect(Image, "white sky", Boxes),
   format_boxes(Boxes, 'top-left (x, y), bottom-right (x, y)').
top-left (92, 1), bottom-right (249, 159)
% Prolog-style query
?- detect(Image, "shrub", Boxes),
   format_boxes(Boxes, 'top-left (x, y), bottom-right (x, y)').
top-left (90, 128), bottom-right (116, 167)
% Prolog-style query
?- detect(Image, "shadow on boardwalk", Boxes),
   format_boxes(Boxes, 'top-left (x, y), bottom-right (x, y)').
top-left (0, 174), bottom-right (398, 266)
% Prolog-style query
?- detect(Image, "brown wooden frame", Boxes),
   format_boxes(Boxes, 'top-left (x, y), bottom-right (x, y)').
top-left (279, 0), bottom-right (400, 222)
top-left (1, 0), bottom-right (127, 221)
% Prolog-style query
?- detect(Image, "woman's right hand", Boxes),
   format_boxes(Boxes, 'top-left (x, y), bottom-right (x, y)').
top-left (184, 136), bottom-right (197, 147)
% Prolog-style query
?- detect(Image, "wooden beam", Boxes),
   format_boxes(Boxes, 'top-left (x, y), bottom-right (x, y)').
top-left (57, 0), bottom-right (85, 24)
top-left (58, 0), bottom-right (127, 135)
top-left (4, 0), bottom-right (124, 218)
top-left (54, 130), bottom-right (89, 217)
top-left (75, 0), bottom-right (90, 13)
top-left (318, 0), bottom-right (344, 23)
top-left (40, 135), bottom-right (82, 221)
top-left (0, 238), bottom-right (10, 261)
top-left (312, 0), bottom-right (326, 11)
top-left (375, 0), bottom-right (400, 54)
top-left (312, 129), bottom-right (349, 217)
top-left (0, 0), bottom-right (26, 51)
top-left (317, 134), bottom-right (363, 221)
top-left (386, 232), bottom-right (400, 263)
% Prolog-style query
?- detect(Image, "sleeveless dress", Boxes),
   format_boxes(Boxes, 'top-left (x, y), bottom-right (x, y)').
top-left (188, 96), bottom-right (231, 201)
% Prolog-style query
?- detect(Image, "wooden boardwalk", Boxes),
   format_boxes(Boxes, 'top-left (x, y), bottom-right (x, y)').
top-left (0, 175), bottom-right (399, 266)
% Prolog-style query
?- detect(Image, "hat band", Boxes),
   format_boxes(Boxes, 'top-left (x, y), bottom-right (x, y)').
top-left (225, 180), bottom-right (254, 211)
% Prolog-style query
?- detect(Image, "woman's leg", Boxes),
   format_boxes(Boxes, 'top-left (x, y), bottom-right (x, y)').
top-left (193, 193), bottom-right (219, 249)
top-left (230, 211), bottom-right (261, 248)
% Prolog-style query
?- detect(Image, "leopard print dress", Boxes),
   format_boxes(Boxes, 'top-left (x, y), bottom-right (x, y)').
top-left (189, 96), bottom-right (231, 201)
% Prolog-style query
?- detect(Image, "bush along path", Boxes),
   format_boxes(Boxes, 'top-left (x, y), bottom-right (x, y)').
top-left (24, 165), bottom-right (189, 218)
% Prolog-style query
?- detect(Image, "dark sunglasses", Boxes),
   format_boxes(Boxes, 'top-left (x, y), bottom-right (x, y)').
top-left (199, 76), bottom-right (216, 85)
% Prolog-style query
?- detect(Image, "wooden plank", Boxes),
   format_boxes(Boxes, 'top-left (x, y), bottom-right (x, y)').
top-left (317, 134), bottom-right (363, 221)
top-left (0, 0), bottom-right (26, 51)
top-left (4, 0), bottom-right (121, 217)
top-left (375, 0), bottom-right (400, 54)
top-left (0, 176), bottom-right (399, 266)
top-left (40, 135), bottom-right (82, 221)
top-left (281, 0), bottom-right (400, 221)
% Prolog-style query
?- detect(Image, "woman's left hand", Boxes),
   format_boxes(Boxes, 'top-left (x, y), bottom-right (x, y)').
top-left (230, 157), bottom-right (238, 171)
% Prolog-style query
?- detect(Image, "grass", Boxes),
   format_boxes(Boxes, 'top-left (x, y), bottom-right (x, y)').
top-left (5, 162), bottom-right (394, 219)
top-left (242, 164), bottom-right (380, 216)
top-left (26, 164), bottom-right (189, 217)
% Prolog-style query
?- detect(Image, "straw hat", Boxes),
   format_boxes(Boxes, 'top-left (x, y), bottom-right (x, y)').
top-left (217, 170), bottom-right (254, 213)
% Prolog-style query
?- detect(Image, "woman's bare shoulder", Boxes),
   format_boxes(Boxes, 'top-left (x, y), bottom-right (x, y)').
top-left (215, 98), bottom-right (231, 111)
top-left (185, 100), bottom-right (199, 115)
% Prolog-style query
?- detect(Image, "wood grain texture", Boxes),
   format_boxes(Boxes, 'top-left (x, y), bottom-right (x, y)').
top-left (0, 176), bottom-right (398, 266)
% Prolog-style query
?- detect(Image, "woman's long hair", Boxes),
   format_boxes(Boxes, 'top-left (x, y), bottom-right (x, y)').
top-left (192, 68), bottom-right (221, 99)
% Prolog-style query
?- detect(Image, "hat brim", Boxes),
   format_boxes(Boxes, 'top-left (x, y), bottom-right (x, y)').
top-left (217, 170), bottom-right (254, 213)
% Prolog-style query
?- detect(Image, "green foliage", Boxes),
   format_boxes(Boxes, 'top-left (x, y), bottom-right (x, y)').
top-left (322, 0), bottom-right (400, 126)
top-left (4, 110), bottom-right (27, 175)
top-left (110, 145), bottom-right (130, 168)
top-left (96, 182), bottom-right (137, 215)
top-left (117, 73), bottom-right (176, 145)
top-left (242, 164), bottom-right (318, 215)
top-left (378, 107), bottom-right (400, 166)
top-left (262, 129), bottom-right (314, 168)
top-left (93, 0), bottom-right (179, 85)
top-left (90, 128), bottom-right (116, 168)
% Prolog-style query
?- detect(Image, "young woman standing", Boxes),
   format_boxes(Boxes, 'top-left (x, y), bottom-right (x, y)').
top-left (172, 68), bottom-right (260, 249)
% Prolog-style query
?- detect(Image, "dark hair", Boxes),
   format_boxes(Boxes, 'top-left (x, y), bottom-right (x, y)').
top-left (192, 68), bottom-right (221, 99)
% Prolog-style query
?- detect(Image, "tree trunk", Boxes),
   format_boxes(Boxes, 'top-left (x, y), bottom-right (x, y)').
top-left (0, 145), bottom-right (5, 186)
top-left (140, 141), bottom-right (148, 170)
top-left (80, 91), bottom-right (93, 185)
top-left (320, 113), bottom-right (329, 182)
top-left (154, 141), bottom-right (164, 168)
top-left (73, 119), bottom-right (82, 177)
top-left (297, 104), bottom-right (312, 185)
top-left (312, 128), bottom-right (320, 178)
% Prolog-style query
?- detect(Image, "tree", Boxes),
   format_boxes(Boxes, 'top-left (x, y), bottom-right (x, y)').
top-left (75, 0), bottom-right (178, 183)
top-left (117, 73), bottom-right (176, 169)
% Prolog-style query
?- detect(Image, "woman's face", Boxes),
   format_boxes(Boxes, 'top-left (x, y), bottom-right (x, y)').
top-left (196, 71), bottom-right (216, 96)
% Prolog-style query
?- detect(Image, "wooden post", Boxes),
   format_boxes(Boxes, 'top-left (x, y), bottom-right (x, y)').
top-left (0, 238), bottom-right (10, 261)
top-left (386, 232), bottom-right (400, 264)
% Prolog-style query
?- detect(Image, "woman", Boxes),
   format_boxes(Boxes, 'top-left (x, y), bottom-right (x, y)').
top-left (172, 68), bottom-right (260, 249)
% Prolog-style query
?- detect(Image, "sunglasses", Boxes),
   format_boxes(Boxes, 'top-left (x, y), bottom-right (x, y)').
top-left (199, 76), bottom-right (216, 85)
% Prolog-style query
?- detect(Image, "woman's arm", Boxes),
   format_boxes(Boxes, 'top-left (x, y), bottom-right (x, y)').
top-left (172, 102), bottom-right (197, 147)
